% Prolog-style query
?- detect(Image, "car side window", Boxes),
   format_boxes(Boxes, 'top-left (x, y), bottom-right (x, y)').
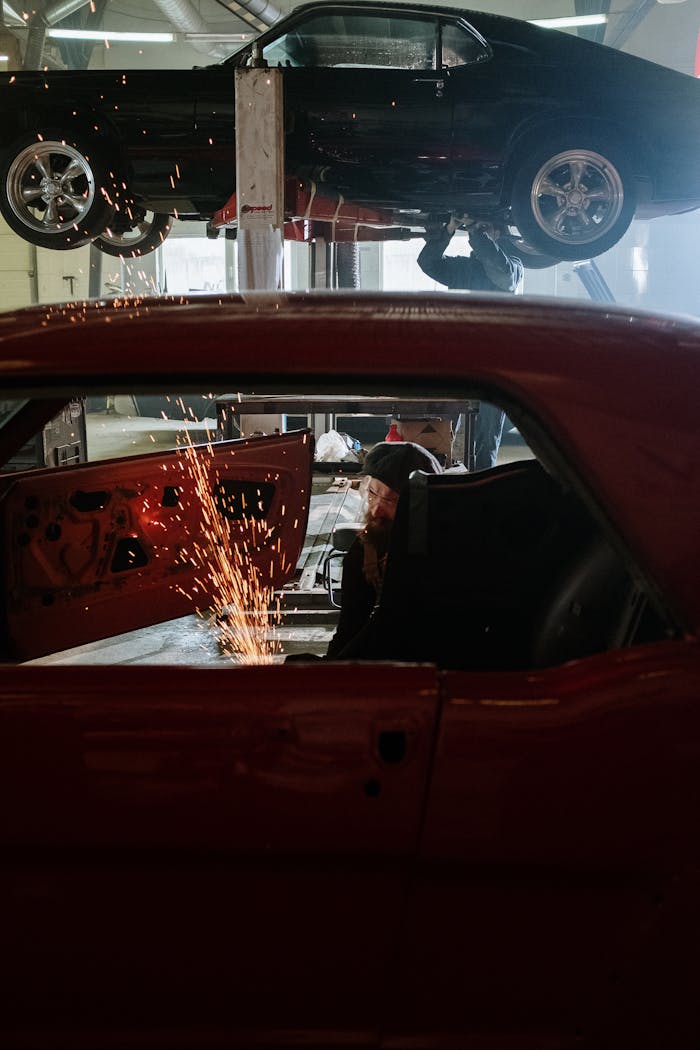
top-left (0, 391), bottom-right (678, 667)
top-left (262, 29), bottom-right (309, 68)
top-left (263, 13), bottom-right (438, 70)
top-left (440, 22), bottom-right (491, 68)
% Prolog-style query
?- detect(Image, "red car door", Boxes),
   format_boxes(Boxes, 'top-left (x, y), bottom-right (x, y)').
top-left (0, 661), bottom-right (440, 1044)
top-left (384, 650), bottom-right (700, 1046)
top-left (0, 429), bottom-right (312, 660)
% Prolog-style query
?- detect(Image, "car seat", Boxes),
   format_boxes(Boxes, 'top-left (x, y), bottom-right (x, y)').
top-left (337, 459), bottom-right (615, 669)
top-left (322, 521), bottom-right (364, 607)
top-left (530, 534), bottom-right (638, 667)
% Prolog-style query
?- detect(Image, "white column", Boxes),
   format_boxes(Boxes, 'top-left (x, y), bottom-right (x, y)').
top-left (235, 66), bottom-right (285, 291)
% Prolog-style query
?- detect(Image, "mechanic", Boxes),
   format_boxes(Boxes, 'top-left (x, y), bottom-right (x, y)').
top-left (418, 212), bottom-right (523, 293)
top-left (326, 441), bottom-right (441, 659)
top-left (418, 213), bottom-right (523, 470)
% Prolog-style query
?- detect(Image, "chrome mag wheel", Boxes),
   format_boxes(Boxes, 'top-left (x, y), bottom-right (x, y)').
top-left (529, 149), bottom-right (625, 247)
top-left (6, 140), bottom-right (98, 235)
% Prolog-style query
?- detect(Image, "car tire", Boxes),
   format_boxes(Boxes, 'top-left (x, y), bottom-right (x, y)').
top-left (499, 233), bottom-right (561, 270)
top-left (0, 132), bottom-right (115, 250)
top-left (509, 137), bottom-right (636, 261)
top-left (94, 211), bottom-right (173, 258)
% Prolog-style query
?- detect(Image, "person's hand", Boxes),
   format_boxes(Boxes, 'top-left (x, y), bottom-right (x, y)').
top-left (446, 212), bottom-right (474, 235)
top-left (471, 220), bottom-right (498, 239)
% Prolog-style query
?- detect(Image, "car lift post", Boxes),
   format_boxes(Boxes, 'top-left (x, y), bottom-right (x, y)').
top-left (234, 61), bottom-right (284, 290)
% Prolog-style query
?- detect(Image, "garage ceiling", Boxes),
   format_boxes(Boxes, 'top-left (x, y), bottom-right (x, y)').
top-left (1, 1), bottom-right (697, 75)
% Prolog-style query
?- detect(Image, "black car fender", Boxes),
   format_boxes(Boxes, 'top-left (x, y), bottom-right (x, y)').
top-left (501, 114), bottom-right (650, 197)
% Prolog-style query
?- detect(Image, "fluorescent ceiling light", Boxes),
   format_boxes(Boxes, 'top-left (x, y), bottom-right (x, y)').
top-left (184, 33), bottom-right (253, 42)
top-left (47, 29), bottom-right (175, 43)
top-left (529, 14), bottom-right (608, 29)
top-left (45, 28), bottom-right (253, 45)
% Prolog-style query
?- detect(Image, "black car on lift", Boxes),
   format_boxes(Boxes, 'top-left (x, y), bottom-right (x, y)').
top-left (2, 1), bottom-right (700, 263)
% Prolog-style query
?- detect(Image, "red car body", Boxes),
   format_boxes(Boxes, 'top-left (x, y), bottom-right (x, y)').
top-left (0, 293), bottom-right (699, 1048)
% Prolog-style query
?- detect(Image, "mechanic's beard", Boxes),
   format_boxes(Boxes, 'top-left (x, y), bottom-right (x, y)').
top-left (361, 516), bottom-right (393, 592)
top-left (362, 516), bottom-right (393, 558)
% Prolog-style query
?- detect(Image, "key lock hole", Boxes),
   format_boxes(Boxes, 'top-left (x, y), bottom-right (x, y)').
top-left (377, 729), bottom-right (408, 765)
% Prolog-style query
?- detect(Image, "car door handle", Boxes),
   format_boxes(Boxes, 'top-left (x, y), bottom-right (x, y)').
top-left (411, 76), bottom-right (445, 98)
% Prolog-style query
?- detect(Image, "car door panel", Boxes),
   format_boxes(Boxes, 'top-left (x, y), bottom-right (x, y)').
top-left (385, 645), bottom-right (700, 1043)
top-left (0, 429), bottom-right (312, 660)
top-left (70, 69), bottom-right (200, 208)
top-left (284, 67), bottom-right (454, 205)
top-left (0, 662), bottom-right (440, 1039)
top-left (192, 66), bottom-right (238, 211)
top-left (111, 71), bottom-right (199, 202)
top-left (449, 60), bottom-right (547, 203)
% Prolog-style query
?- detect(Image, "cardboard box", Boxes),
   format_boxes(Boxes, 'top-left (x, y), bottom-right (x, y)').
top-left (391, 417), bottom-right (453, 466)
top-left (239, 412), bottom-right (285, 437)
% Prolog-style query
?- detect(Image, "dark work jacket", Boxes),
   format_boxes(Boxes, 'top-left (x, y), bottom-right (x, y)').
top-left (325, 538), bottom-right (377, 658)
top-left (417, 227), bottom-right (523, 292)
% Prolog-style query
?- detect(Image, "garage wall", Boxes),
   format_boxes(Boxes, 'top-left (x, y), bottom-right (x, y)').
top-left (0, 216), bottom-right (92, 310)
top-left (0, 220), bottom-right (34, 310)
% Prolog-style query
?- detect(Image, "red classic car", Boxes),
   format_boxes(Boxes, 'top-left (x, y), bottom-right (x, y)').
top-left (0, 293), bottom-right (699, 1048)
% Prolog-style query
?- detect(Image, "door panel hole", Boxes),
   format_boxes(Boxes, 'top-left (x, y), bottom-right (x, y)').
top-left (69, 489), bottom-right (110, 513)
top-left (111, 537), bottom-right (148, 573)
top-left (162, 486), bottom-right (180, 507)
top-left (214, 480), bottom-right (275, 521)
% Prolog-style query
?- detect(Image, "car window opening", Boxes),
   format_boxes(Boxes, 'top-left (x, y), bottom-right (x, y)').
top-left (0, 391), bottom-right (677, 669)
top-left (0, 390), bottom-right (680, 667)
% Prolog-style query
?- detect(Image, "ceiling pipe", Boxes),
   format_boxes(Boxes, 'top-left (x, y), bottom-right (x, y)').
top-left (0, 0), bottom-right (22, 67)
top-left (151, 0), bottom-right (231, 58)
top-left (220, 0), bottom-right (282, 32)
top-left (3, 2), bottom-right (25, 26)
top-left (23, 14), bottom-right (47, 69)
top-left (13, 0), bottom-right (278, 62)
top-left (16, 0), bottom-right (93, 70)
top-left (44, 0), bottom-right (94, 25)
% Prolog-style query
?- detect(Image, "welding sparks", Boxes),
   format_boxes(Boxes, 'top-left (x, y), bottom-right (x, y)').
top-left (176, 431), bottom-right (281, 664)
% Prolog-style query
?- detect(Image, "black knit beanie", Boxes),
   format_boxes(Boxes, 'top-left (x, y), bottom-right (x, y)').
top-left (363, 441), bottom-right (442, 493)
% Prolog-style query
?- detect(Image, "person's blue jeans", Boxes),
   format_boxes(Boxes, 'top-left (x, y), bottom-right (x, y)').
top-left (474, 403), bottom-right (506, 471)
